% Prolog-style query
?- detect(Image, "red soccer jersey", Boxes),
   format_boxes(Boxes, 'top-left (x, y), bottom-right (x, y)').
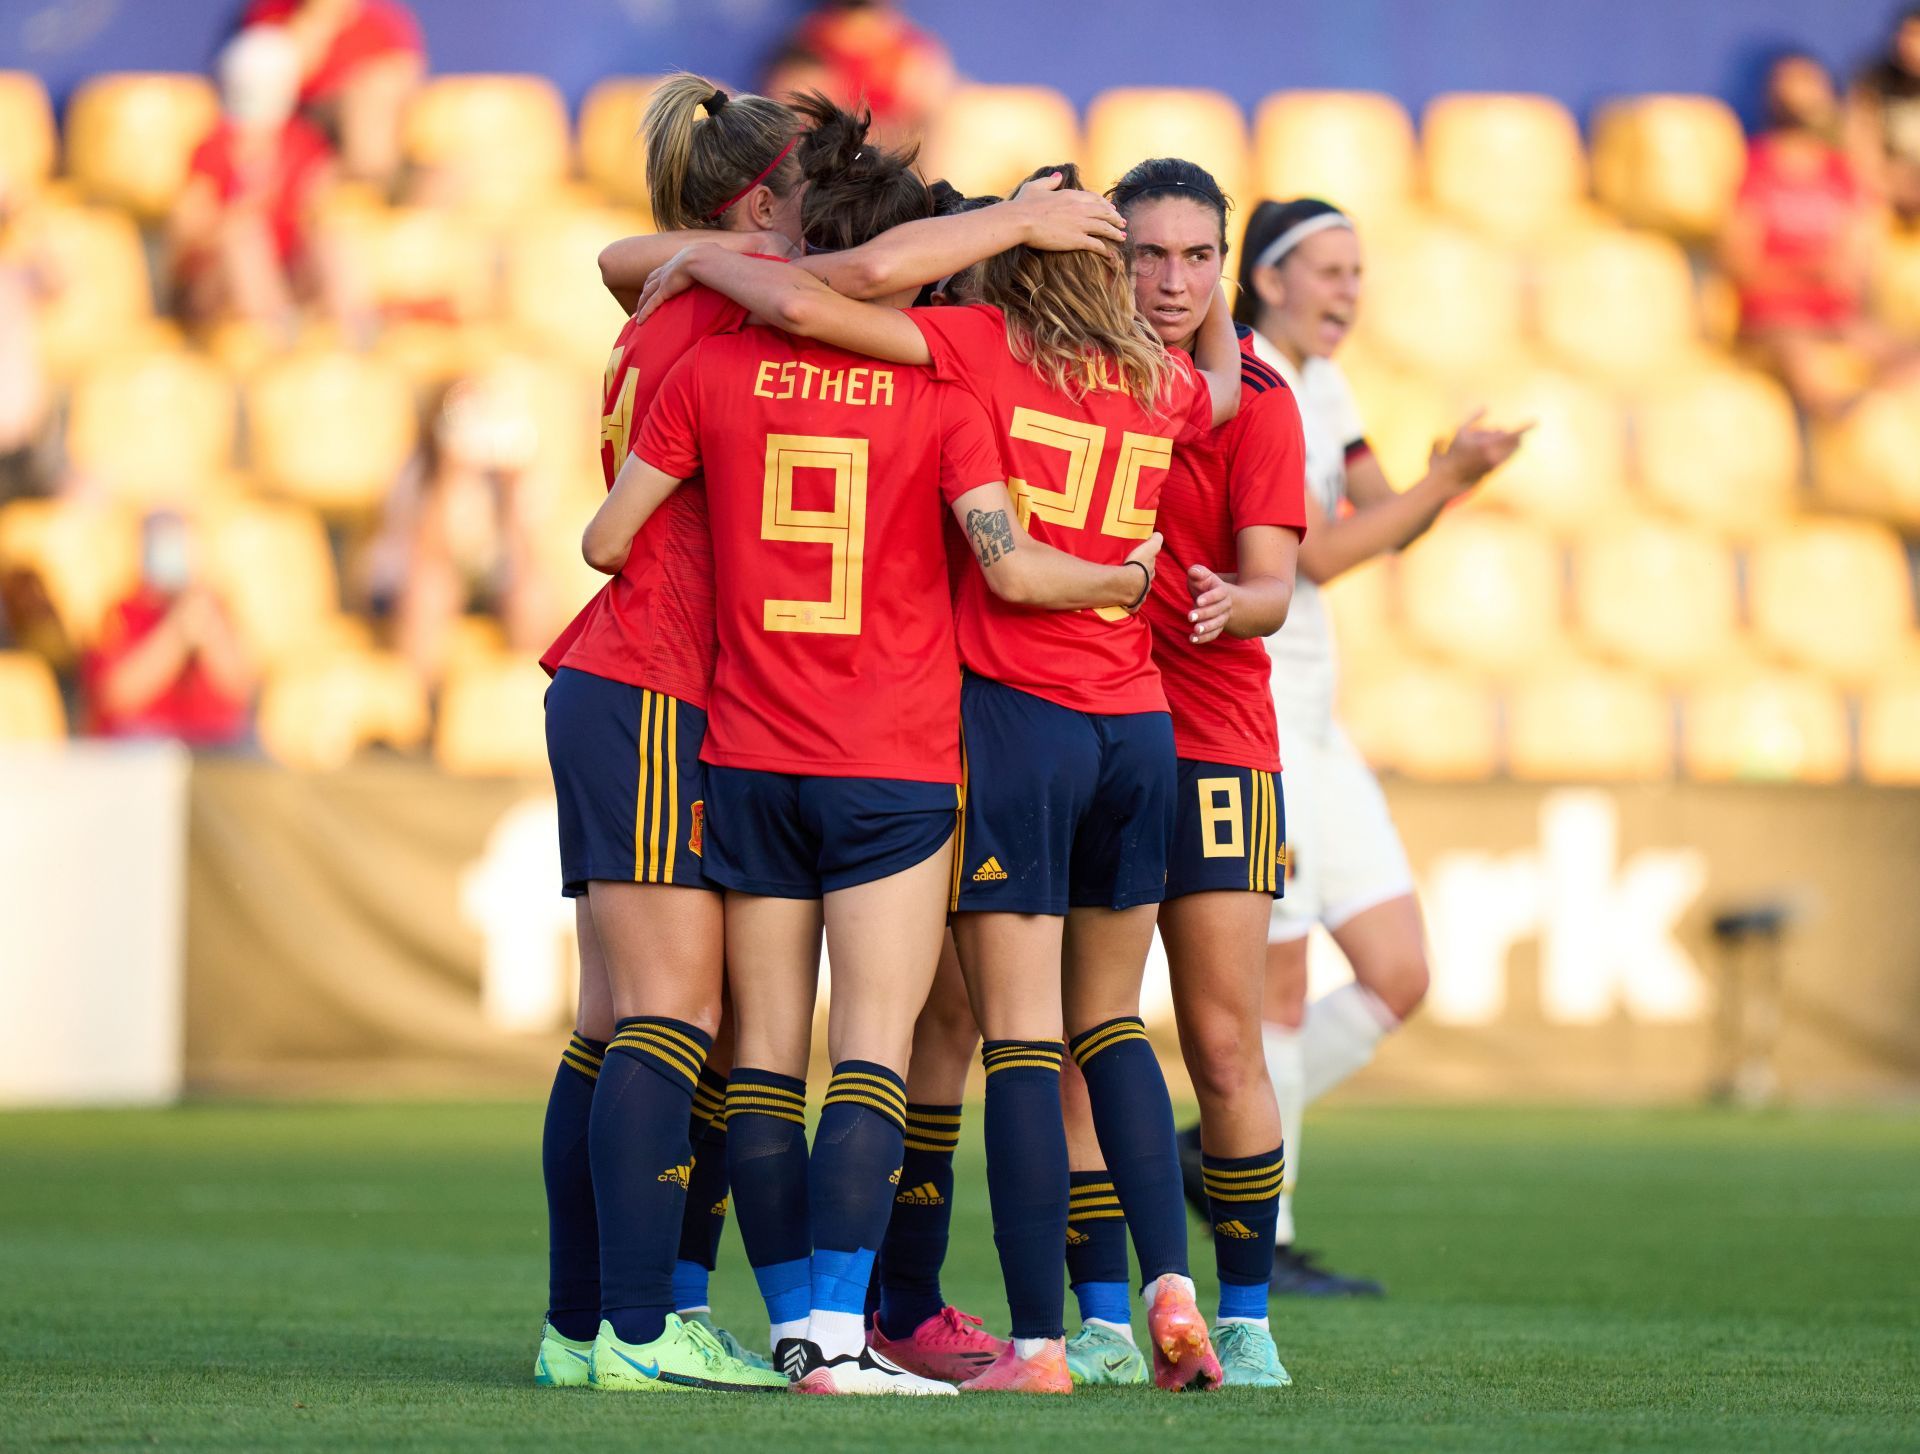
top-left (186, 117), bottom-right (332, 265)
top-left (1146, 336), bottom-right (1308, 772)
top-left (540, 283), bottom-right (762, 704)
top-left (635, 327), bottom-right (1002, 782)
top-left (82, 588), bottom-right (251, 747)
top-left (908, 303), bottom-right (1214, 716)
top-left (246, 0), bottom-right (425, 104)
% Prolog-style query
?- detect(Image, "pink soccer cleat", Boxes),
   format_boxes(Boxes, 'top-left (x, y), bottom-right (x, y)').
top-left (1146, 1278), bottom-right (1223, 1392)
top-left (868, 1306), bottom-right (1010, 1383)
top-left (958, 1338), bottom-right (1071, 1394)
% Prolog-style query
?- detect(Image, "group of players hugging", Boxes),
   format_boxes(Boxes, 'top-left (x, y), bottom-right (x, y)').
top-left (533, 72), bottom-right (1527, 1397)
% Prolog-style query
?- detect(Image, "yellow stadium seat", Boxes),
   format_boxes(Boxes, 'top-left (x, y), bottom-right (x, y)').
top-left (1253, 91), bottom-right (1415, 225)
top-left (403, 75), bottom-right (571, 214)
top-left (64, 72), bottom-right (219, 218)
top-left (463, 351), bottom-right (603, 482)
top-left (1630, 364), bottom-right (1799, 536)
top-left (1086, 88), bottom-right (1251, 245)
top-left (1748, 518), bottom-right (1915, 685)
top-left (1590, 95), bottom-right (1746, 239)
top-left (1875, 229), bottom-right (1920, 336)
top-left (578, 76), bottom-right (665, 211)
top-left (434, 653), bottom-right (550, 775)
top-left (1338, 354), bottom-right (1455, 487)
top-left (1810, 379), bottom-right (1920, 529)
top-left (0, 499), bottom-right (141, 644)
top-left (1533, 225), bottom-right (1700, 380)
top-left (197, 501), bottom-right (341, 668)
top-left (920, 84), bottom-right (1082, 201)
top-left (372, 320), bottom-right (516, 387)
top-left (257, 648), bottom-right (429, 770)
top-left (1423, 93), bottom-right (1586, 239)
top-left (502, 207), bottom-right (646, 367)
top-left (1682, 667), bottom-right (1850, 782)
top-left (1507, 660), bottom-right (1674, 780)
top-left (1860, 669), bottom-right (1920, 784)
top-left (0, 650), bottom-right (66, 742)
top-left (1357, 212), bottom-right (1526, 376)
top-left (13, 202), bottom-right (153, 379)
top-left (1573, 515), bottom-right (1741, 680)
top-left (1398, 513), bottom-right (1565, 673)
top-left (67, 350), bottom-right (235, 507)
top-left (1340, 657), bottom-right (1499, 779)
top-left (1451, 363), bottom-right (1630, 530)
top-left (246, 348), bottom-right (417, 511)
top-left (0, 72), bottom-right (56, 199)
top-left (319, 203), bottom-right (498, 322)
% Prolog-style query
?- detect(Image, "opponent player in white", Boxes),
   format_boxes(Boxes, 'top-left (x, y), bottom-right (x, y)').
top-left (1233, 198), bottom-right (1528, 1294)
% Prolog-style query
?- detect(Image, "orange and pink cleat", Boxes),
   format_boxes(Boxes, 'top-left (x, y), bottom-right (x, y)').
top-left (868, 1306), bottom-right (1010, 1384)
top-left (1146, 1277), bottom-right (1224, 1392)
top-left (958, 1337), bottom-right (1072, 1394)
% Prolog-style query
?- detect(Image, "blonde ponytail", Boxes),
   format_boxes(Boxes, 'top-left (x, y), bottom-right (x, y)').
top-left (642, 72), bottom-right (801, 231)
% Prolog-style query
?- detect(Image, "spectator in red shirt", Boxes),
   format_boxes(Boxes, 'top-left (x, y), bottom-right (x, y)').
top-left (1847, 3), bottom-right (1920, 222)
top-left (169, 25), bottom-right (358, 338)
top-left (244, 0), bottom-right (425, 190)
top-left (762, 0), bottom-right (954, 148)
top-left (1724, 52), bottom-right (1920, 417)
top-left (83, 512), bottom-right (255, 748)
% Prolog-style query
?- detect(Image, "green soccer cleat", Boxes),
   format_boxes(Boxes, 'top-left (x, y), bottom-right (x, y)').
top-left (590, 1313), bottom-right (789, 1393)
top-left (1064, 1321), bottom-right (1150, 1387)
top-left (534, 1323), bottom-right (595, 1387)
top-left (682, 1310), bottom-right (774, 1372)
top-left (1213, 1321), bottom-right (1292, 1388)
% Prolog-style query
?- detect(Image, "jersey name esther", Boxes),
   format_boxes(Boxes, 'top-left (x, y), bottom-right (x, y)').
top-left (751, 360), bottom-right (897, 407)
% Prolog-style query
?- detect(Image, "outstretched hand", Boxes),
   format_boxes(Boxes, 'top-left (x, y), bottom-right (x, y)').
top-left (1185, 562), bottom-right (1233, 643)
top-left (1431, 408), bottom-right (1533, 492)
top-left (1010, 171), bottom-right (1128, 253)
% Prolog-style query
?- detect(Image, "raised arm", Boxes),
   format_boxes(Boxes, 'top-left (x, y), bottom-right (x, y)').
top-left (583, 454), bottom-right (686, 574)
top-left (1191, 283), bottom-right (1241, 427)
top-left (952, 483), bottom-right (1160, 612)
top-left (598, 228), bottom-right (795, 312)
top-left (644, 246), bottom-right (933, 363)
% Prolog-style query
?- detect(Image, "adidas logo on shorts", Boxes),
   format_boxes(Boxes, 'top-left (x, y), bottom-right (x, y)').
top-left (1214, 1219), bottom-right (1258, 1240)
top-left (656, 1163), bottom-right (691, 1189)
top-left (895, 1181), bottom-right (946, 1206)
top-left (972, 856), bottom-right (1009, 882)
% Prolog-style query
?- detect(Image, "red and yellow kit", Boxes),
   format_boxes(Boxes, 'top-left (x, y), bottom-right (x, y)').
top-left (540, 281), bottom-right (771, 704)
top-left (635, 327), bottom-right (1002, 783)
top-left (1145, 335), bottom-right (1308, 772)
top-left (906, 303), bottom-right (1214, 717)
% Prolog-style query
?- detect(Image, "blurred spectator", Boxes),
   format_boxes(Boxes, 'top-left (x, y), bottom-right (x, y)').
top-left (169, 26), bottom-right (359, 340)
top-left (82, 512), bottom-right (255, 748)
top-left (244, 0), bottom-right (425, 191)
top-left (762, 0), bottom-right (955, 147)
top-left (1848, 3), bottom-right (1920, 222)
top-left (0, 175), bottom-right (57, 504)
top-left (356, 374), bottom-right (552, 685)
top-left (1724, 52), bottom-right (1919, 418)
top-left (0, 566), bottom-right (76, 720)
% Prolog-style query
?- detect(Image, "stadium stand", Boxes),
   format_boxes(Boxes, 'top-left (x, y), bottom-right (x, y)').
top-left (16, 202), bottom-right (158, 380)
top-left (920, 84), bottom-right (1082, 201)
top-left (67, 349), bottom-right (236, 508)
top-left (0, 648), bottom-right (66, 741)
top-left (0, 71), bottom-right (55, 199)
top-left (1811, 378), bottom-right (1920, 528)
top-left (1086, 88), bottom-right (1252, 246)
top-left (1422, 92), bottom-right (1587, 239)
top-left (257, 646), bottom-right (430, 770)
top-left (577, 76), bottom-right (664, 213)
top-left (1396, 513), bottom-right (1567, 675)
top-left (1253, 90), bottom-right (1416, 226)
top-left (1454, 364), bottom-right (1631, 531)
top-left (1356, 212), bottom-right (1527, 376)
top-left (401, 74), bottom-right (572, 213)
top-left (1533, 224), bottom-right (1703, 380)
top-left (433, 652), bottom-right (550, 774)
top-left (1341, 657), bottom-right (1500, 780)
top-left (1682, 667), bottom-right (1852, 783)
top-left (501, 206), bottom-right (645, 367)
top-left (1506, 658), bottom-right (1674, 780)
top-left (199, 500), bottom-right (345, 668)
top-left (1859, 668), bottom-right (1920, 785)
top-left (64, 72), bottom-right (221, 219)
top-left (0, 498), bottom-right (142, 645)
top-left (1630, 363), bottom-right (1800, 535)
top-left (246, 347), bottom-right (418, 511)
top-left (1572, 515), bottom-right (1743, 681)
top-left (1748, 518), bottom-right (1916, 686)
top-left (1589, 94), bottom-right (1747, 240)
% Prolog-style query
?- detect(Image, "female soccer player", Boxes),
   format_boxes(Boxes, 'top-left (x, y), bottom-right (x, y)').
top-left (653, 162), bottom-right (1243, 1393)
top-left (1236, 197), bottom-right (1527, 1295)
top-left (585, 128), bottom-right (1165, 1396)
top-left (1058, 158), bottom-right (1305, 1391)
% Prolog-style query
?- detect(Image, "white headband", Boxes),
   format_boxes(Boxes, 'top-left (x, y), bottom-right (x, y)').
top-left (1253, 211), bottom-right (1352, 272)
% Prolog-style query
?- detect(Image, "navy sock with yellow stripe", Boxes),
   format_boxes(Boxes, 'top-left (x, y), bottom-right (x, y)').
top-left (591, 1015), bottom-right (712, 1346)
top-left (1066, 1170), bottom-right (1131, 1326)
top-left (810, 1062), bottom-right (907, 1319)
top-left (673, 1066), bottom-right (731, 1311)
top-left (876, 1103), bottom-right (962, 1339)
top-left (1070, 1017), bottom-right (1188, 1286)
top-left (982, 1039), bottom-right (1069, 1339)
top-left (726, 1069), bottom-right (812, 1332)
top-left (1205, 1145), bottom-right (1284, 1321)
top-left (542, 1032), bottom-right (605, 1341)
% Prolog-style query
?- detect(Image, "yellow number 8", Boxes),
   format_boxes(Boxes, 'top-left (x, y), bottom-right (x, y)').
top-left (760, 433), bottom-right (869, 636)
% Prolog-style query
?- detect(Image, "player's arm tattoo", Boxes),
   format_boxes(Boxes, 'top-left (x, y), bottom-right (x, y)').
top-left (965, 507), bottom-right (1017, 567)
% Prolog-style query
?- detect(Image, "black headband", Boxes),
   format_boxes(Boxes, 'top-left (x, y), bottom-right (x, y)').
top-left (1112, 177), bottom-right (1224, 211)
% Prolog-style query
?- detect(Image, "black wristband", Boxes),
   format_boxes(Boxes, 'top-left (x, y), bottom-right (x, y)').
top-left (1126, 559), bottom-right (1151, 610)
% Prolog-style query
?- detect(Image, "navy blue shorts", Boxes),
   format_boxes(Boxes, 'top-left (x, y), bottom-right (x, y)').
top-left (1165, 758), bottom-right (1286, 901)
top-left (545, 667), bottom-right (712, 896)
top-left (951, 674), bottom-right (1175, 916)
top-left (704, 766), bottom-right (959, 899)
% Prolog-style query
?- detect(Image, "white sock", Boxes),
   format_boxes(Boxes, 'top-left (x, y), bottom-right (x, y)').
top-left (1300, 982), bottom-right (1397, 1102)
top-left (1142, 1272), bottom-right (1196, 1309)
top-left (1084, 1316), bottom-right (1135, 1346)
top-left (1218, 1315), bottom-right (1271, 1330)
top-left (1013, 1336), bottom-right (1056, 1359)
top-left (806, 1309), bottom-right (867, 1361)
top-left (676, 1304), bottom-right (710, 1317)
top-left (770, 1317), bottom-right (809, 1348)
top-left (1275, 1189), bottom-right (1296, 1249)
top-left (1263, 1019), bottom-right (1305, 1187)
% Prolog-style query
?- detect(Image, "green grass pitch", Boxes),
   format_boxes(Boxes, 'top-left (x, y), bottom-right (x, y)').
top-left (2, 1102), bottom-right (1916, 1452)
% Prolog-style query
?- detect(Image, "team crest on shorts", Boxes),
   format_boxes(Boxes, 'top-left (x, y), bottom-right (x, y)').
top-left (689, 800), bottom-right (704, 857)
